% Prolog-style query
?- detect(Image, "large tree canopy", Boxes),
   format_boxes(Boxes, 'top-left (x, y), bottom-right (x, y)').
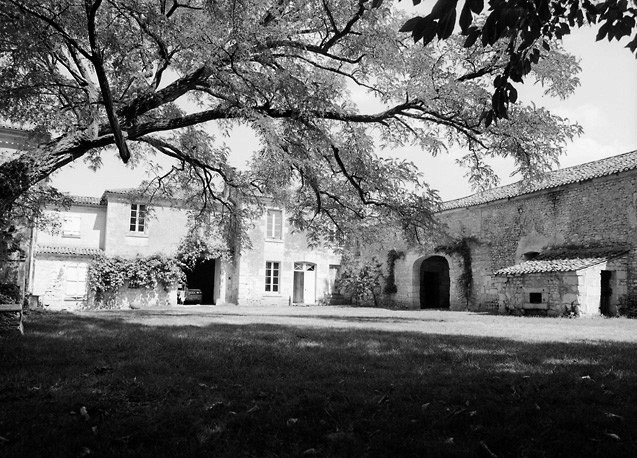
top-left (0, 0), bottom-right (582, 245)
top-left (400, 0), bottom-right (637, 121)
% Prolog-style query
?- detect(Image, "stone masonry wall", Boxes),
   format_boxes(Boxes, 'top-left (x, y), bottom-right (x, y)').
top-left (88, 285), bottom-right (178, 310)
top-left (495, 272), bottom-right (579, 316)
top-left (495, 255), bottom-right (628, 317)
top-left (32, 256), bottom-right (92, 311)
top-left (237, 208), bottom-right (341, 306)
top-left (37, 205), bottom-right (105, 250)
top-left (388, 170), bottom-right (637, 311)
top-left (103, 197), bottom-right (189, 257)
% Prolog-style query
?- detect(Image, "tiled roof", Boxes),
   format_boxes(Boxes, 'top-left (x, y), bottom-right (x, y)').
top-left (494, 247), bottom-right (629, 276)
top-left (68, 195), bottom-right (104, 207)
top-left (442, 150), bottom-right (637, 210)
top-left (35, 245), bottom-right (103, 257)
top-left (101, 188), bottom-right (186, 205)
top-left (103, 187), bottom-right (143, 196)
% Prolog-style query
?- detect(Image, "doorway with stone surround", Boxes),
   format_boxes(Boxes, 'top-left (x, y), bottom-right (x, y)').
top-left (418, 256), bottom-right (450, 309)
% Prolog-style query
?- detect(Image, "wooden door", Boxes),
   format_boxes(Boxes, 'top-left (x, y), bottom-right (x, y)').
top-left (304, 265), bottom-right (316, 304)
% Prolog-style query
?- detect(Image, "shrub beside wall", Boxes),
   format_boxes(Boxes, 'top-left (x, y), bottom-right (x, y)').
top-left (87, 254), bottom-right (184, 309)
top-left (618, 293), bottom-right (637, 318)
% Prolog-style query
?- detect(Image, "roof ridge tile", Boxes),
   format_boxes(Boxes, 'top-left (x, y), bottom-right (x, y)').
top-left (442, 150), bottom-right (637, 210)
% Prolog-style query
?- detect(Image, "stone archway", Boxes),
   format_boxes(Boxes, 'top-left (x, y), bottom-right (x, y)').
top-left (418, 256), bottom-right (450, 309)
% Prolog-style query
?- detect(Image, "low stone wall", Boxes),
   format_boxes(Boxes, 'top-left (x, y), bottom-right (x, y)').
top-left (88, 285), bottom-right (178, 310)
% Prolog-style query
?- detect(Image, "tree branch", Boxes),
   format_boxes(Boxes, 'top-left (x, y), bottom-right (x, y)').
top-left (85, 0), bottom-right (131, 162)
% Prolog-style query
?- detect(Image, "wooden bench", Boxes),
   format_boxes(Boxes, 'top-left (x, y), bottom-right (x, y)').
top-left (0, 303), bottom-right (24, 335)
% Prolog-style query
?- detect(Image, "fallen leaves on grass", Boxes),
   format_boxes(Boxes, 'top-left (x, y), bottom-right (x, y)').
top-left (480, 440), bottom-right (498, 457)
top-left (604, 412), bottom-right (624, 421)
top-left (79, 406), bottom-right (90, 421)
top-left (286, 418), bottom-right (299, 427)
top-left (196, 423), bottom-right (225, 445)
top-left (325, 431), bottom-right (354, 443)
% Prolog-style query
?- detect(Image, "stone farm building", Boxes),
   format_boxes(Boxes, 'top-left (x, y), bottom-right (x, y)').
top-left (383, 149), bottom-right (637, 317)
top-left (30, 190), bottom-right (341, 310)
top-left (3, 127), bottom-right (636, 316)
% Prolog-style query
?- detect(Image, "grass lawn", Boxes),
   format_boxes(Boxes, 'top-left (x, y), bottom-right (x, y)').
top-left (1, 307), bottom-right (637, 458)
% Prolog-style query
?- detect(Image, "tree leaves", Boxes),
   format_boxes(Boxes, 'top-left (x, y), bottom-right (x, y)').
top-left (400, 0), bottom-right (637, 120)
top-left (401, 0), bottom-right (459, 45)
top-left (0, 0), bottom-right (585, 244)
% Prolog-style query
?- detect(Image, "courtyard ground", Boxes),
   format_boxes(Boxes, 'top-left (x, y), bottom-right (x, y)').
top-left (2, 306), bottom-right (637, 457)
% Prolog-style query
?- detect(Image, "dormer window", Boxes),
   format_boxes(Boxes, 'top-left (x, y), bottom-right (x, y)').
top-left (130, 204), bottom-right (147, 233)
top-left (266, 209), bottom-right (282, 240)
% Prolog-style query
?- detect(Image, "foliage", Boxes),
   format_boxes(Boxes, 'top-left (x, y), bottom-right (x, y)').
top-left (0, 283), bottom-right (20, 304)
top-left (618, 292), bottom-right (637, 318)
top-left (176, 216), bottom-right (231, 270)
top-left (337, 255), bottom-right (384, 306)
top-left (383, 249), bottom-right (405, 295)
top-left (435, 236), bottom-right (478, 305)
top-left (0, 184), bottom-right (72, 259)
top-left (88, 254), bottom-right (185, 304)
top-left (400, 0), bottom-right (637, 122)
top-left (0, 0), bottom-right (584, 245)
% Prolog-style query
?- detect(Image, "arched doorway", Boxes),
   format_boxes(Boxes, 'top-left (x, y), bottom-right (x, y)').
top-left (419, 256), bottom-right (450, 309)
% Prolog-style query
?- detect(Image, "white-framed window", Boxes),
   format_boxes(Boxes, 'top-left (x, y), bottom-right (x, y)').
top-left (266, 209), bottom-right (283, 240)
top-left (294, 262), bottom-right (315, 272)
top-left (265, 261), bottom-right (280, 293)
top-left (62, 215), bottom-right (81, 238)
top-left (65, 264), bottom-right (88, 298)
top-left (129, 204), bottom-right (147, 233)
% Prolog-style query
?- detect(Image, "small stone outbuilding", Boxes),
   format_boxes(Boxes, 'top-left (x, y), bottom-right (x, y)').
top-left (493, 248), bottom-right (629, 316)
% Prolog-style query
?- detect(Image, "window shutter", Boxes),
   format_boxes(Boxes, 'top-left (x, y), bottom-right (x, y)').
top-left (62, 215), bottom-right (81, 237)
top-left (274, 210), bottom-right (282, 239)
top-left (266, 211), bottom-right (273, 238)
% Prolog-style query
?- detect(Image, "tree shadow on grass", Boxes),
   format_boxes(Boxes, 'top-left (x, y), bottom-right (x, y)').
top-left (1, 312), bottom-right (636, 458)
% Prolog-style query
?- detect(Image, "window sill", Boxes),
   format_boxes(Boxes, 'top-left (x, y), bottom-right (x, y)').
top-left (265, 238), bottom-right (284, 243)
top-left (263, 293), bottom-right (282, 297)
top-left (62, 234), bottom-right (81, 238)
top-left (127, 232), bottom-right (149, 238)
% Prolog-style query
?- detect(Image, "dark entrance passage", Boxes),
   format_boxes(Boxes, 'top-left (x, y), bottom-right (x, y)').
top-left (185, 259), bottom-right (216, 305)
top-left (600, 270), bottom-right (613, 316)
top-left (419, 256), bottom-right (450, 309)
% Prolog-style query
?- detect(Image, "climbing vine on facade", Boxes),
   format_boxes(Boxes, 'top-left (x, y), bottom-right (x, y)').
top-left (88, 254), bottom-right (184, 303)
top-left (383, 249), bottom-right (405, 295)
top-left (435, 237), bottom-right (478, 305)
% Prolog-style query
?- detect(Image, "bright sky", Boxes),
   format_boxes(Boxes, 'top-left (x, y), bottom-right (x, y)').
top-left (51, 25), bottom-right (637, 201)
